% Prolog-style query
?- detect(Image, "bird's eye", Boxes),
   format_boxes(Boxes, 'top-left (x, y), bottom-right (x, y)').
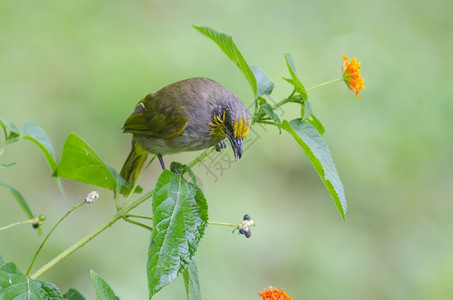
top-left (133, 102), bottom-right (146, 114)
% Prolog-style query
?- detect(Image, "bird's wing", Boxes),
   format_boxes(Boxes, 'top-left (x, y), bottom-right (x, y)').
top-left (122, 93), bottom-right (187, 139)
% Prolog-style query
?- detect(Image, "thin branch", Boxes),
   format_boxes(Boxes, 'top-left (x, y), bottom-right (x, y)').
top-left (27, 201), bottom-right (86, 276)
top-left (0, 219), bottom-right (34, 231)
top-left (123, 217), bottom-right (152, 231)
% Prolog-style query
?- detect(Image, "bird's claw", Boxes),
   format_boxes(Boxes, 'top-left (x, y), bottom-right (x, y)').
top-left (170, 168), bottom-right (182, 174)
top-left (215, 140), bottom-right (227, 152)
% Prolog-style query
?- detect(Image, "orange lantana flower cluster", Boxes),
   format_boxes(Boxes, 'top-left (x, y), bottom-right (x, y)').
top-left (342, 54), bottom-right (365, 98)
top-left (258, 286), bottom-right (292, 300)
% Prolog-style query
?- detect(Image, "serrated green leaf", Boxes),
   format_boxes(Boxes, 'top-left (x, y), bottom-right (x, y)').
top-left (308, 114), bottom-right (325, 136)
top-left (0, 162), bottom-right (16, 168)
top-left (282, 77), bottom-right (294, 85)
top-left (0, 262), bottom-right (63, 299)
top-left (251, 66), bottom-right (274, 96)
top-left (261, 103), bottom-right (281, 125)
top-left (0, 117), bottom-right (21, 145)
top-left (35, 280), bottom-right (64, 299)
top-left (284, 54), bottom-right (308, 101)
top-left (90, 270), bottom-right (116, 300)
top-left (63, 288), bottom-right (86, 300)
top-left (281, 119), bottom-right (346, 221)
top-left (148, 170), bottom-right (208, 298)
top-left (57, 133), bottom-right (140, 195)
top-left (8, 124), bottom-right (20, 142)
top-left (301, 100), bottom-right (313, 121)
top-left (183, 260), bottom-right (202, 300)
top-left (23, 121), bottom-right (57, 172)
top-left (0, 117), bottom-right (7, 139)
top-left (170, 162), bottom-right (197, 184)
top-left (194, 25), bottom-right (257, 97)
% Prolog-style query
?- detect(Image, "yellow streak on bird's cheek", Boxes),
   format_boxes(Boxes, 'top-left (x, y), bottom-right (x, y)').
top-left (209, 115), bottom-right (227, 139)
top-left (233, 118), bottom-right (251, 140)
top-left (242, 121), bottom-right (250, 139)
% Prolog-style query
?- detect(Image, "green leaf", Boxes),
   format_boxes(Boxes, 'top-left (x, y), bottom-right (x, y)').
top-left (0, 176), bottom-right (33, 220)
top-left (90, 270), bottom-right (116, 300)
top-left (0, 262), bottom-right (63, 299)
top-left (170, 162), bottom-right (197, 184)
top-left (110, 165), bottom-right (142, 195)
top-left (281, 119), bottom-right (346, 221)
top-left (301, 100), bottom-right (312, 121)
top-left (148, 170), bottom-right (208, 298)
top-left (0, 176), bottom-right (41, 235)
top-left (22, 121), bottom-right (65, 194)
top-left (23, 121), bottom-right (57, 172)
top-left (251, 66), bottom-right (274, 96)
top-left (0, 162), bottom-right (16, 168)
top-left (194, 25), bottom-right (257, 97)
top-left (284, 53), bottom-right (308, 101)
top-left (57, 133), bottom-right (140, 195)
top-left (308, 114), bottom-right (325, 136)
top-left (261, 103), bottom-right (281, 125)
top-left (0, 117), bottom-right (6, 139)
top-left (183, 260), bottom-right (202, 300)
top-left (0, 117), bottom-right (21, 145)
top-left (0, 255), bottom-right (4, 266)
top-left (63, 288), bottom-right (86, 300)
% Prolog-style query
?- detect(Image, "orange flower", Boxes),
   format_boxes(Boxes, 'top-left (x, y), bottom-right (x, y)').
top-left (342, 54), bottom-right (365, 98)
top-left (258, 286), bottom-right (292, 300)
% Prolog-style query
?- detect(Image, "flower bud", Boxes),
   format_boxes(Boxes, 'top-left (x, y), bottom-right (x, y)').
top-left (237, 214), bottom-right (255, 238)
top-left (85, 191), bottom-right (99, 204)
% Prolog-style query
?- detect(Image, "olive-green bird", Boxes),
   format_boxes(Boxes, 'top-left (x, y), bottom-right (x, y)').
top-left (120, 77), bottom-right (251, 182)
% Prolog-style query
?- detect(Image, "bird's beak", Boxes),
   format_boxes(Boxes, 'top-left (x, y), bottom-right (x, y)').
top-left (227, 135), bottom-right (243, 160)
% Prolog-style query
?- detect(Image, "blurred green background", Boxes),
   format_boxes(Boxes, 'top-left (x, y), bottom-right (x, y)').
top-left (1, 0), bottom-right (452, 299)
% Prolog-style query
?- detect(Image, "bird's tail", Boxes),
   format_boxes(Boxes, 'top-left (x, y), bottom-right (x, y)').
top-left (120, 141), bottom-right (149, 183)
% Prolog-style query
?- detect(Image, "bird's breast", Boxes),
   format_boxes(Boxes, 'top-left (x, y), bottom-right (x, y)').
top-left (133, 125), bottom-right (223, 155)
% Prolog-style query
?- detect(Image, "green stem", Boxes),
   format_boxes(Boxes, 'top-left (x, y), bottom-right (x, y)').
top-left (253, 78), bottom-right (344, 124)
top-left (30, 147), bottom-right (213, 279)
top-left (125, 214), bottom-right (153, 220)
top-left (30, 212), bottom-right (122, 279)
top-left (123, 217), bottom-right (152, 231)
top-left (252, 89), bottom-right (296, 123)
top-left (306, 77), bottom-right (343, 92)
top-left (27, 201), bottom-right (86, 276)
top-left (254, 95), bottom-right (259, 118)
top-left (122, 155), bottom-right (156, 209)
top-left (0, 219), bottom-right (34, 231)
top-left (29, 189), bottom-right (153, 279)
top-left (208, 221), bottom-right (238, 228)
top-left (256, 120), bottom-right (281, 127)
top-left (124, 189), bottom-right (154, 212)
top-left (187, 147), bottom-right (216, 168)
top-left (273, 89), bottom-right (296, 110)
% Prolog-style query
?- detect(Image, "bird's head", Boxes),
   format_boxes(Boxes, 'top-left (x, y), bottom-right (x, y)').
top-left (209, 108), bottom-right (251, 160)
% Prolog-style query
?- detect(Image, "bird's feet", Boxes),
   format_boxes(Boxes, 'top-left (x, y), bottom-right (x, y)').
top-left (170, 167), bottom-right (183, 174)
top-left (215, 140), bottom-right (227, 152)
top-left (157, 154), bottom-right (166, 170)
top-left (169, 161), bottom-right (185, 175)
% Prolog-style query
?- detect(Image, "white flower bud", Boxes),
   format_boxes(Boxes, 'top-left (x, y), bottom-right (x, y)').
top-left (85, 191), bottom-right (99, 204)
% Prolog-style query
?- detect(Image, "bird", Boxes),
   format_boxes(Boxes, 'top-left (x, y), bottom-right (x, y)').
top-left (120, 77), bottom-right (251, 183)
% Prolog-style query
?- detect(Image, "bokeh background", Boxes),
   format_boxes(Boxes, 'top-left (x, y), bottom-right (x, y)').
top-left (1, 0), bottom-right (452, 299)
